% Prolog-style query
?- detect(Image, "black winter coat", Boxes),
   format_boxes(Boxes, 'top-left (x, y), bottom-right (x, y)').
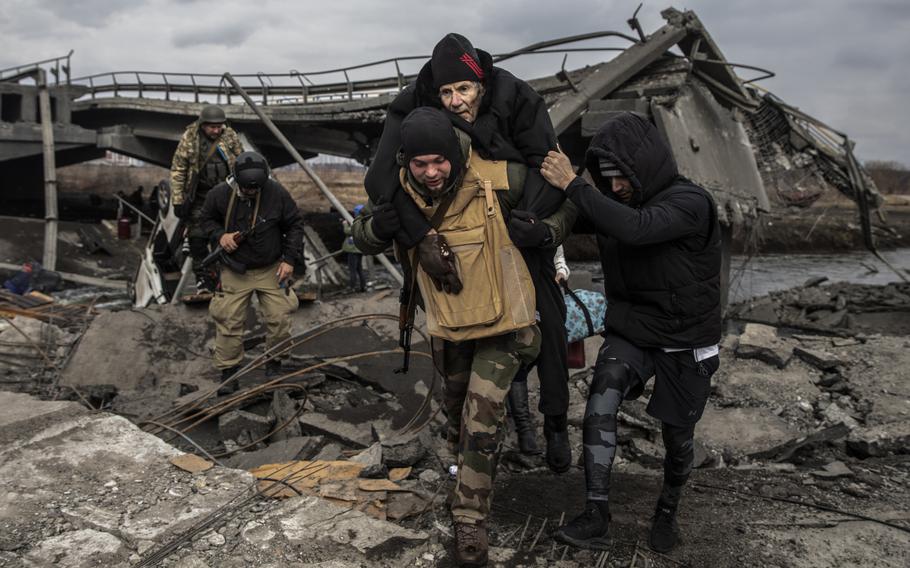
top-left (567, 113), bottom-right (722, 348)
top-left (364, 48), bottom-right (563, 248)
top-left (202, 179), bottom-right (305, 271)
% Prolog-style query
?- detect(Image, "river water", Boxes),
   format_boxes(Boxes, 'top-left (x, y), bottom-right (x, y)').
top-left (571, 248), bottom-right (910, 305)
top-left (728, 248), bottom-right (910, 303)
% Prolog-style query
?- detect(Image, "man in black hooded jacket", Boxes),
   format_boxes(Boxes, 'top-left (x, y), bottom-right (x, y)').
top-left (540, 112), bottom-right (722, 553)
top-left (365, 33), bottom-right (573, 472)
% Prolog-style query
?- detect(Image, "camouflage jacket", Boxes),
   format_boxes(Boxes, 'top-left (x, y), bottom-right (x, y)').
top-left (169, 121), bottom-right (243, 205)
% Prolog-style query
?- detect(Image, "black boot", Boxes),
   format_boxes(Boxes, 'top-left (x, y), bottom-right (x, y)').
top-left (649, 501), bottom-right (681, 553)
top-left (556, 500), bottom-right (611, 550)
top-left (507, 381), bottom-right (540, 454)
top-left (217, 365), bottom-right (241, 395)
top-left (544, 414), bottom-right (571, 473)
top-left (265, 359), bottom-right (282, 378)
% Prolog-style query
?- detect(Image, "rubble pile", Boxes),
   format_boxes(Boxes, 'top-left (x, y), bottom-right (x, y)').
top-left (730, 280), bottom-right (910, 335)
top-left (0, 284), bottom-right (907, 566)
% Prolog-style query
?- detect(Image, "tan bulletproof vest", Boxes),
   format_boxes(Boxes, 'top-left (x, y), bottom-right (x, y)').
top-left (402, 150), bottom-right (536, 342)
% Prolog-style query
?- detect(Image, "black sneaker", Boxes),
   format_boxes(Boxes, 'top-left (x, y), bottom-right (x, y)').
top-left (555, 501), bottom-right (610, 550)
top-left (265, 359), bottom-right (282, 377)
top-left (649, 503), bottom-right (680, 553)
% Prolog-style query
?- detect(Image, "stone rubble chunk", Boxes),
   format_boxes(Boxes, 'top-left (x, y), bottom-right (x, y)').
top-left (218, 410), bottom-right (273, 442)
top-left (793, 346), bottom-right (846, 371)
top-left (381, 430), bottom-right (429, 468)
top-left (811, 460), bottom-right (854, 479)
top-left (223, 437), bottom-right (316, 470)
top-left (267, 391), bottom-right (303, 441)
top-left (736, 323), bottom-right (793, 368)
top-left (350, 442), bottom-right (382, 466)
top-left (23, 529), bottom-right (129, 568)
top-left (276, 495), bottom-right (427, 555)
top-left (821, 403), bottom-right (860, 429)
top-left (847, 420), bottom-right (910, 458)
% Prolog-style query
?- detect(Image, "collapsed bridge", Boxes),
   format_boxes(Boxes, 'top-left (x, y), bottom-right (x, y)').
top-left (0, 7), bottom-right (885, 283)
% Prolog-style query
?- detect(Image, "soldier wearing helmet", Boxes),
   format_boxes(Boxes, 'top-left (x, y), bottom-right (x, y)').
top-left (169, 104), bottom-right (244, 293)
top-left (201, 151), bottom-right (305, 384)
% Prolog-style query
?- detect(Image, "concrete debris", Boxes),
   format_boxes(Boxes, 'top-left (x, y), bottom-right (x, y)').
top-left (350, 441), bottom-right (383, 466)
top-left (300, 411), bottom-right (389, 448)
top-left (222, 436), bottom-right (317, 470)
top-left (358, 463), bottom-right (390, 479)
top-left (267, 390), bottom-right (302, 441)
top-left (749, 423), bottom-right (851, 462)
top-left (170, 453), bottom-right (214, 474)
top-left (820, 403), bottom-right (861, 429)
top-left (735, 323), bottom-right (794, 368)
top-left (811, 460), bottom-right (854, 479)
top-left (793, 346), bottom-right (846, 371)
top-left (23, 528), bottom-right (130, 568)
top-left (218, 409), bottom-right (273, 444)
top-left (269, 495), bottom-right (427, 556)
top-left (847, 420), bottom-right (910, 458)
top-left (312, 442), bottom-right (344, 461)
top-left (381, 430), bottom-right (430, 468)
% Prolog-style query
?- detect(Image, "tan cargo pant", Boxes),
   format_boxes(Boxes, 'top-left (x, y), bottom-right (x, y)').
top-left (209, 262), bottom-right (299, 370)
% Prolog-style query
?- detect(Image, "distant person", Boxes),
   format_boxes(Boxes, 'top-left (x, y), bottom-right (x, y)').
top-left (541, 112), bottom-right (722, 553)
top-left (342, 204), bottom-right (368, 292)
top-left (170, 105), bottom-right (244, 293)
top-left (202, 152), bottom-right (304, 384)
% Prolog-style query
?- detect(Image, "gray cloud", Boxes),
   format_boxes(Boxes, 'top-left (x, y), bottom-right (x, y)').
top-left (37, 0), bottom-right (137, 28)
top-left (172, 24), bottom-right (254, 48)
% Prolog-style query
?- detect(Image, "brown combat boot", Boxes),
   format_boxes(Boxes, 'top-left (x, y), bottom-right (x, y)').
top-left (454, 522), bottom-right (488, 567)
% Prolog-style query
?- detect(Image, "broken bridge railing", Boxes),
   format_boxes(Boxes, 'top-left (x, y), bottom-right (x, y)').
top-left (0, 51), bottom-right (73, 85)
top-left (67, 31), bottom-right (641, 106)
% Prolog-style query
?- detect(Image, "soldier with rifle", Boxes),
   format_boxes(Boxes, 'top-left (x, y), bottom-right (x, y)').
top-left (201, 152), bottom-right (304, 385)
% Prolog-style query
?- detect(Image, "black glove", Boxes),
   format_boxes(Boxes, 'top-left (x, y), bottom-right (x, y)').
top-left (370, 203), bottom-right (401, 241)
top-left (417, 233), bottom-right (463, 294)
top-left (508, 209), bottom-right (550, 248)
top-left (173, 201), bottom-right (191, 219)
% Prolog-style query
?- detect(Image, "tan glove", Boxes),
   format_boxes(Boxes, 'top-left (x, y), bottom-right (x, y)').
top-left (417, 233), bottom-right (463, 294)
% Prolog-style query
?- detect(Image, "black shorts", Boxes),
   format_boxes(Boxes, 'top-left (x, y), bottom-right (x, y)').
top-left (596, 333), bottom-right (719, 427)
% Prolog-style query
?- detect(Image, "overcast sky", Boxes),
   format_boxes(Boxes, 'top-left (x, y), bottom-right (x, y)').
top-left (2, 0), bottom-right (908, 164)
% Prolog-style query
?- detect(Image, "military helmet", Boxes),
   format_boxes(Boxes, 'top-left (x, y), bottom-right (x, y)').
top-left (199, 105), bottom-right (226, 124)
top-left (232, 151), bottom-right (270, 191)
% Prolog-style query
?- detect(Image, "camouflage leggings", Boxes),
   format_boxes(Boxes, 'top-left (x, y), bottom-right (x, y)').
top-left (441, 325), bottom-right (541, 525)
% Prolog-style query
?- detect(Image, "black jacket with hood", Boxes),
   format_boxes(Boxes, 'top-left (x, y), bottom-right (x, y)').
top-left (566, 112), bottom-right (722, 348)
top-left (202, 178), bottom-right (304, 271)
top-left (364, 48), bottom-right (563, 248)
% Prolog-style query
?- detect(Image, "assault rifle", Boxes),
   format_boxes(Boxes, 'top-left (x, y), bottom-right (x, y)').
top-left (199, 218), bottom-right (277, 274)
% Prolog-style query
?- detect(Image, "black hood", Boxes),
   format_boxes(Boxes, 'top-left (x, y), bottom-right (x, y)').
top-left (584, 112), bottom-right (678, 206)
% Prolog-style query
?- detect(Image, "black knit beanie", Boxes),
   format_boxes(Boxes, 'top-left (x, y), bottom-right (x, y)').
top-left (430, 33), bottom-right (485, 88)
top-left (400, 107), bottom-right (465, 184)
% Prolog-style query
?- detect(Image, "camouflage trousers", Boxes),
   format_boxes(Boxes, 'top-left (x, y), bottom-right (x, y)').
top-left (441, 324), bottom-right (541, 525)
